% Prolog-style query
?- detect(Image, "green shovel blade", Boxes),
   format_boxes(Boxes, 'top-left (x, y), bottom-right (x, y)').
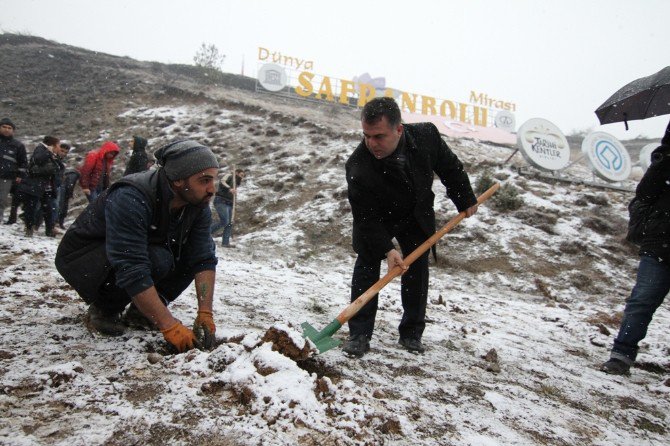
top-left (301, 320), bottom-right (342, 354)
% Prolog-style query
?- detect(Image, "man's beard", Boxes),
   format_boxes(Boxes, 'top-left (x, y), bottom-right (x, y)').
top-left (177, 187), bottom-right (213, 208)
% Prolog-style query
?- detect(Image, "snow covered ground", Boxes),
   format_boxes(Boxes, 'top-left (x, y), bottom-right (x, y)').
top-left (1, 102), bottom-right (669, 445)
top-left (1, 189), bottom-right (669, 445)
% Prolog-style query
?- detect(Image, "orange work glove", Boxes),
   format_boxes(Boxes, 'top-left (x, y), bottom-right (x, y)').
top-left (161, 321), bottom-right (197, 352)
top-left (194, 310), bottom-right (216, 350)
top-left (194, 310), bottom-right (216, 335)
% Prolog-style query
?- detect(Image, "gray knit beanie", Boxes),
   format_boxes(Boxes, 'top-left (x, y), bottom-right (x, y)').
top-left (0, 117), bottom-right (16, 129)
top-left (154, 140), bottom-right (219, 180)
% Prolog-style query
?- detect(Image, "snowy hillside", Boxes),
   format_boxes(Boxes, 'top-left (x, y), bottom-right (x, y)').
top-left (1, 33), bottom-right (669, 446)
top-left (1, 103), bottom-right (670, 445)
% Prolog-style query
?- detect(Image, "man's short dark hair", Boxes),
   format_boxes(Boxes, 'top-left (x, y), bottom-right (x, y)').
top-left (60, 143), bottom-right (71, 151)
top-left (43, 136), bottom-right (59, 146)
top-left (361, 97), bottom-right (401, 127)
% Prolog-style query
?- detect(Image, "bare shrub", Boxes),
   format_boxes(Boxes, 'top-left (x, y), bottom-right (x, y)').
top-left (474, 168), bottom-right (496, 195)
top-left (515, 208), bottom-right (557, 233)
top-left (492, 184), bottom-right (524, 211)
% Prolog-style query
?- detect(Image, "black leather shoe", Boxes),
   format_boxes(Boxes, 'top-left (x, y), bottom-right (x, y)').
top-left (87, 305), bottom-right (126, 336)
top-left (399, 337), bottom-right (425, 353)
top-left (600, 358), bottom-right (631, 375)
top-left (342, 334), bottom-right (370, 357)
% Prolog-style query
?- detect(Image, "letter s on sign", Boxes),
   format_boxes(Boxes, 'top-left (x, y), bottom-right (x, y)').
top-left (295, 71), bottom-right (315, 97)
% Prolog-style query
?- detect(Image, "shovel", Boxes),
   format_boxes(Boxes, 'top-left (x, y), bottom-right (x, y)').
top-left (302, 183), bottom-right (500, 354)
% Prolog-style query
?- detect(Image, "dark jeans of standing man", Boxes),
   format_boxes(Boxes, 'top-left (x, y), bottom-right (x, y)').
top-left (0, 178), bottom-right (13, 222)
top-left (91, 245), bottom-right (195, 316)
top-left (610, 255), bottom-right (670, 365)
top-left (22, 192), bottom-right (55, 235)
top-left (348, 222), bottom-right (429, 341)
top-left (211, 196), bottom-right (233, 246)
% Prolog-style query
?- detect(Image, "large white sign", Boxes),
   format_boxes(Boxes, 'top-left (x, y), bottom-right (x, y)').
top-left (517, 118), bottom-right (570, 171)
top-left (581, 131), bottom-right (631, 182)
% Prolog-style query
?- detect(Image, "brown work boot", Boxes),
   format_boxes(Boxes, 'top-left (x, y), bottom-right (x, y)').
top-left (87, 305), bottom-right (126, 336)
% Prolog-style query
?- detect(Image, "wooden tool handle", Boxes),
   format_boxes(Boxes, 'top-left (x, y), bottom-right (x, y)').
top-left (336, 183), bottom-right (500, 324)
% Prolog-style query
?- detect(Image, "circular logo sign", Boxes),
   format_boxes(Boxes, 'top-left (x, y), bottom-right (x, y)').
top-left (258, 63), bottom-right (287, 92)
top-left (516, 118), bottom-right (570, 171)
top-left (494, 110), bottom-right (516, 132)
top-left (581, 131), bottom-right (631, 182)
top-left (639, 143), bottom-right (659, 172)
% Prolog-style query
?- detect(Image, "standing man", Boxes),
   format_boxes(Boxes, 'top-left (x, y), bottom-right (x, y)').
top-left (79, 141), bottom-right (120, 203)
top-left (211, 168), bottom-right (245, 248)
top-left (601, 139), bottom-right (670, 375)
top-left (343, 97), bottom-right (478, 357)
top-left (55, 140), bottom-right (220, 353)
top-left (0, 118), bottom-right (27, 223)
top-left (17, 136), bottom-right (61, 237)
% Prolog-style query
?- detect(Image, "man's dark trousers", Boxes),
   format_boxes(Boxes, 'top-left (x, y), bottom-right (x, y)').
top-left (348, 222), bottom-right (429, 341)
top-left (93, 245), bottom-right (195, 314)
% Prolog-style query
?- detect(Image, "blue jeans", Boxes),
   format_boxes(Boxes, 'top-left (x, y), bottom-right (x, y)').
top-left (211, 197), bottom-right (233, 245)
top-left (611, 255), bottom-right (670, 363)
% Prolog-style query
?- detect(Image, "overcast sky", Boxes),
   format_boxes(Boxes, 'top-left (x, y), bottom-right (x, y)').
top-left (2, 0), bottom-right (668, 141)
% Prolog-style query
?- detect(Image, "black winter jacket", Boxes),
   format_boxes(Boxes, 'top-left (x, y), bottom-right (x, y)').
top-left (16, 143), bottom-right (60, 197)
top-left (346, 122), bottom-right (477, 260)
top-left (123, 136), bottom-right (149, 176)
top-left (638, 144), bottom-right (670, 262)
top-left (55, 169), bottom-right (217, 301)
top-left (0, 134), bottom-right (27, 180)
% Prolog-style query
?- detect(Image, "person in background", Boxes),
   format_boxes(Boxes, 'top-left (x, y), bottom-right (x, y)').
top-left (123, 136), bottom-right (150, 176)
top-left (55, 139), bottom-right (220, 353)
top-left (16, 136), bottom-right (61, 237)
top-left (0, 117), bottom-right (27, 224)
top-left (79, 141), bottom-right (120, 203)
top-left (35, 142), bottom-right (70, 231)
top-left (211, 168), bottom-right (246, 248)
top-left (342, 97), bottom-right (478, 358)
top-left (601, 131), bottom-right (670, 375)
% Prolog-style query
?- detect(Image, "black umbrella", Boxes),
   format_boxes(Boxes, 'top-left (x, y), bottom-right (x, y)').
top-left (595, 66), bottom-right (670, 131)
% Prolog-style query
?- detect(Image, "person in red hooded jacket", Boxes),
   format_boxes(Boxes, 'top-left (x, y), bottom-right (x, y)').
top-left (79, 141), bottom-right (120, 203)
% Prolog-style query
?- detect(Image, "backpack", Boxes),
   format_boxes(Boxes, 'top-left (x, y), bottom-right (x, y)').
top-left (626, 197), bottom-right (653, 245)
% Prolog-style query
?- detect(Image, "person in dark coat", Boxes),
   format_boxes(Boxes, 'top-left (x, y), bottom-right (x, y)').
top-left (211, 168), bottom-right (245, 247)
top-left (342, 97), bottom-right (478, 357)
top-left (123, 136), bottom-right (150, 176)
top-left (16, 136), bottom-right (61, 237)
top-left (35, 142), bottom-right (69, 232)
top-left (601, 138), bottom-right (670, 375)
top-left (0, 117), bottom-right (27, 223)
top-left (55, 139), bottom-right (220, 353)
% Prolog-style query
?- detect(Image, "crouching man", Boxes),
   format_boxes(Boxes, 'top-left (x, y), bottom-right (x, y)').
top-left (55, 140), bottom-right (220, 352)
